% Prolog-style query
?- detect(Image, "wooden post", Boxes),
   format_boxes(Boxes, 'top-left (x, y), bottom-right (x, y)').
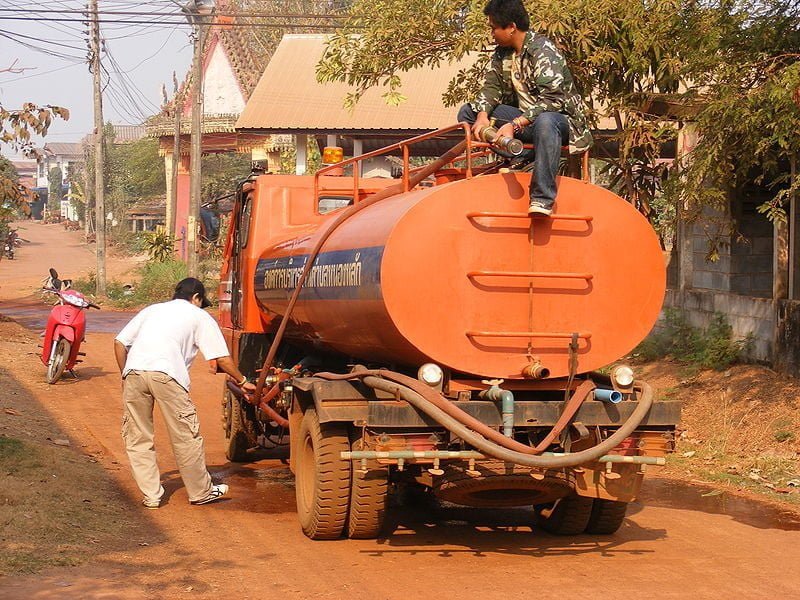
top-left (790, 154), bottom-right (798, 300)
top-left (295, 134), bottom-right (308, 175)
top-left (676, 123), bottom-right (698, 301)
top-left (187, 19), bottom-right (206, 277)
top-left (168, 71), bottom-right (181, 243)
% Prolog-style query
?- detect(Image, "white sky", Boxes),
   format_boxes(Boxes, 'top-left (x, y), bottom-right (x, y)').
top-left (0, 0), bottom-right (194, 158)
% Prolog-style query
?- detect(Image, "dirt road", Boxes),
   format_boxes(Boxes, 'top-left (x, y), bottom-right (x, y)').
top-left (2, 224), bottom-right (800, 599)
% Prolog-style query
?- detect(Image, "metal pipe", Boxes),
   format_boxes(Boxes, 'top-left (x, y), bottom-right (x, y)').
top-left (480, 386), bottom-right (515, 437)
top-left (341, 450), bottom-right (666, 466)
top-left (594, 388), bottom-right (623, 404)
top-left (227, 380), bottom-right (290, 428)
top-left (522, 362), bottom-right (550, 379)
top-left (346, 371), bottom-right (654, 468)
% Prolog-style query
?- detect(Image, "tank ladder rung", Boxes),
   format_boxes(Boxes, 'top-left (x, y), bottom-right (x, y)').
top-left (465, 331), bottom-right (592, 339)
top-left (467, 270), bottom-right (592, 281)
top-left (466, 211), bottom-right (593, 222)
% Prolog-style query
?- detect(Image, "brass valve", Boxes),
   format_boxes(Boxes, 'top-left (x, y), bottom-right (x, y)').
top-left (478, 119), bottom-right (524, 156)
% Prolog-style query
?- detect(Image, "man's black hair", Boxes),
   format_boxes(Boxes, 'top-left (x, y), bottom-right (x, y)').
top-left (173, 277), bottom-right (211, 308)
top-left (483, 0), bottom-right (530, 31)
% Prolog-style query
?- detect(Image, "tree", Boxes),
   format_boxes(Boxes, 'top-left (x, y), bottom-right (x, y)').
top-left (0, 101), bottom-right (69, 210)
top-left (317, 0), bottom-right (800, 239)
top-left (48, 166), bottom-right (63, 215)
top-left (0, 154), bottom-right (19, 202)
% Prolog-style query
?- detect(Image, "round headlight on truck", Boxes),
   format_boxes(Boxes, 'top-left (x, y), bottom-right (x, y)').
top-left (418, 363), bottom-right (444, 387)
top-left (611, 365), bottom-right (635, 388)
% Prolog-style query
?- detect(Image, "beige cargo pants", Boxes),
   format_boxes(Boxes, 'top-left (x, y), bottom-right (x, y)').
top-left (122, 370), bottom-right (213, 503)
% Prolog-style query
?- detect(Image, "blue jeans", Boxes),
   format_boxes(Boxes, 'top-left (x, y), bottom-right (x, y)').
top-left (457, 104), bottom-right (569, 207)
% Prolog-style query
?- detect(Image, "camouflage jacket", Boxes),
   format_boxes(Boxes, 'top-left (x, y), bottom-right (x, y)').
top-left (471, 32), bottom-right (593, 153)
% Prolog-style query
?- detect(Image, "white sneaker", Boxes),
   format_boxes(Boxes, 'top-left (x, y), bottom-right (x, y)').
top-left (190, 483), bottom-right (229, 505)
top-left (528, 201), bottom-right (553, 216)
top-left (142, 485), bottom-right (165, 509)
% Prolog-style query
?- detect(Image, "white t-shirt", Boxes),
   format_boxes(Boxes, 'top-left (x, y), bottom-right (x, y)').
top-left (115, 299), bottom-right (230, 391)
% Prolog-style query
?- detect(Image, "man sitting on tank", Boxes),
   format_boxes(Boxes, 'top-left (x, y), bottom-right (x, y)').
top-left (457, 0), bottom-right (593, 216)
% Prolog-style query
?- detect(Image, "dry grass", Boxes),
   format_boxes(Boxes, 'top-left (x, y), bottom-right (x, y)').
top-left (640, 360), bottom-right (800, 504)
top-left (0, 325), bottom-right (153, 576)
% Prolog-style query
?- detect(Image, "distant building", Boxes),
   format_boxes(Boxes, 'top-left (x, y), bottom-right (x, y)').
top-left (33, 142), bottom-right (84, 221)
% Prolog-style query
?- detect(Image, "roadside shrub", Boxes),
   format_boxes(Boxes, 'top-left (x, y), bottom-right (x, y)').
top-left (142, 230), bottom-right (176, 263)
top-left (634, 309), bottom-right (749, 370)
top-left (108, 230), bottom-right (147, 256)
top-left (133, 260), bottom-right (189, 304)
top-left (71, 271), bottom-right (97, 296)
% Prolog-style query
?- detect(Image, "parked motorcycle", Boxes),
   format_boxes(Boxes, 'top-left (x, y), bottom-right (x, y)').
top-left (2, 230), bottom-right (28, 260)
top-left (41, 268), bottom-right (100, 384)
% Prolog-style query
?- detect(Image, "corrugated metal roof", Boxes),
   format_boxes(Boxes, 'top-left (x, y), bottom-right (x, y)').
top-left (237, 35), bottom-right (477, 132)
top-left (43, 142), bottom-right (84, 157)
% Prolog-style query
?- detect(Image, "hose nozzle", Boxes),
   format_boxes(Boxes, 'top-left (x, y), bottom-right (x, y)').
top-left (478, 124), bottom-right (524, 156)
top-left (522, 362), bottom-right (550, 379)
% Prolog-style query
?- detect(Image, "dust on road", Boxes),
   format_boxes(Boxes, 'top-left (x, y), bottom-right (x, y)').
top-left (1, 223), bottom-right (800, 599)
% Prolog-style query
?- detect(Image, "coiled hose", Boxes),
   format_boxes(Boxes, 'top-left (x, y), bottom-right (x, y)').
top-left (316, 368), bottom-right (653, 469)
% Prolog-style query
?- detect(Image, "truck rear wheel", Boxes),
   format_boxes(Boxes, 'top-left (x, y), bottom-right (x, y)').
top-left (536, 494), bottom-right (594, 535)
top-left (585, 499), bottom-right (629, 534)
top-left (295, 408), bottom-right (351, 540)
top-left (347, 433), bottom-right (388, 539)
top-left (225, 390), bottom-right (256, 462)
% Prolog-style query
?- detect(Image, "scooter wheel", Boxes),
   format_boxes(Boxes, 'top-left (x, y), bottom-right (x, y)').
top-left (46, 338), bottom-right (71, 384)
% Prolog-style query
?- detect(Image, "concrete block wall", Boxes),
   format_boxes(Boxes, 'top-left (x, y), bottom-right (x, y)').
top-left (689, 212), bottom-right (732, 292)
top-left (730, 210), bottom-right (773, 298)
top-left (663, 289), bottom-right (774, 362)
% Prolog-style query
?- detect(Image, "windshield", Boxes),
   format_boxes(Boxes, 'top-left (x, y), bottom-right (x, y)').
top-left (61, 293), bottom-right (88, 308)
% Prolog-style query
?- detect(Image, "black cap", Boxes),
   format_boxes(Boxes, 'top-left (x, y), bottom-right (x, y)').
top-left (173, 277), bottom-right (212, 308)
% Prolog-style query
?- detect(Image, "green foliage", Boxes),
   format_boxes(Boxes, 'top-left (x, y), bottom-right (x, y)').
top-left (47, 166), bottom-right (63, 213)
top-left (635, 309), bottom-right (750, 370)
top-left (201, 153), bottom-right (251, 203)
top-left (141, 229), bottom-right (176, 263)
top-left (66, 180), bottom-right (86, 222)
top-left (318, 0), bottom-right (800, 243)
top-left (132, 260), bottom-right (189, 305)
top-left (0, 155), bottom-right (19, 202)
top-left (667, 0), bottom-right (800, 230)
top-left (106, 137), bottom-right (165, 199)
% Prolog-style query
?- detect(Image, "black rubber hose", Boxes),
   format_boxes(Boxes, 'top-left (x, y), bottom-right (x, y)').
top-left (359, 375), bottom-right (654, 468)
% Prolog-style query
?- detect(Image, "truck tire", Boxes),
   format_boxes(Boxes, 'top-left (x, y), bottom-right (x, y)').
top-left (295, 408), bottom-right (351, 540)
top-left (347, 433), bottom-right (388, 539)
top-left (536, 494), bottom-right (594, 535)
top-left (585, 499), bottom-right (629, 534)
top-left (225, 390), bottom-right (256, 462)
top-left (46, 338), bottom-right (71, 384)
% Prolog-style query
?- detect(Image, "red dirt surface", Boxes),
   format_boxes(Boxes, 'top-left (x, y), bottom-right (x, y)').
top-left (2, 222), bottom-right (800, 599)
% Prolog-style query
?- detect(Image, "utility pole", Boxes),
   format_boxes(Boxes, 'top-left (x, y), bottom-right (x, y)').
top-left (169, 71), bottom-right (181, 243)
top-left (187, 11), bottom-right (205, 276)
top-left (89, 0), bottom-right (106, 295)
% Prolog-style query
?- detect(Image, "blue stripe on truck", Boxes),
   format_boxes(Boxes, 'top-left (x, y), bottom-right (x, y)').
top-left (254, 246), bottom-right (384, 301)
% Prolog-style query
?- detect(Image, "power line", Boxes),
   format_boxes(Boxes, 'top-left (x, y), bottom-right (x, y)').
top-left (0, 8), bottom-right (345, 17)
top-left (0, 16), bottom-right (346, 29)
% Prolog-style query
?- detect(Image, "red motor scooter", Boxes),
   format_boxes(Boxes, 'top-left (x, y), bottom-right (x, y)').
top-left (41, 269), bottom-right (100, 384)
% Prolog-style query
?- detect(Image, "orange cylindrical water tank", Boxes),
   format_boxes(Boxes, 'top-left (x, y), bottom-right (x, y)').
top-left (253, 172), bottom-right (665, 379)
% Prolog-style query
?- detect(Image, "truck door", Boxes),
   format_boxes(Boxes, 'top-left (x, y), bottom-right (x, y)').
top-left (231, 185), bottom-right (253, 329)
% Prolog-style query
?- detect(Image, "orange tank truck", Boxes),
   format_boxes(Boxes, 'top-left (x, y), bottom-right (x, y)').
top-left (218, 125), bottom-right (680, 540)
